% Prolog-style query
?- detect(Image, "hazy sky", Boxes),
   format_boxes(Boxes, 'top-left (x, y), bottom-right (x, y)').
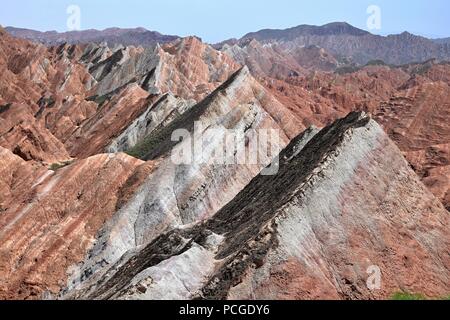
top-left (1, 0), bottom-right (449, 42)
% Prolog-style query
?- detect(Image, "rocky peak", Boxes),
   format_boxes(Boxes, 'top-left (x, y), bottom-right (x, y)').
top-left (313, 22), bottom-right (370, 36)
top-left (5, 26), bottom-right (180, 47)
top-left (62, 112), bottom-right (449, 300)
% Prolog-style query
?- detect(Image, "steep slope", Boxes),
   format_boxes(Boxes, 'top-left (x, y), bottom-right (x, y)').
top-left (0, 31), bottom-right (95, 162)
top-left (0, 148), bottom-right (145, 299)
top-left (259, 61), bottom-right (450, 210)
top-left (158, 37), bottom-right (240, 100)
top-left (1, 24), bottom-right (449, 301)
top-left (64, 83), bottom-right (155, 158)
top-left (289, 45), bottom-right (340, 72)
top-left (63, 112), bottom-right (450, 300)
top-left (219, 39), bottom-right (342, 79)
top-left (0, 34), bottom-right (252, 299)
top-left (0, 32), bottom-right (240, 161)
top-left (0, 103), bottom-right (71, 163)
top-left (374, 81), bottom-right (450, 209)
top-left (106, 93), bottom-right (195, 153)
top-left (65, 36), bottom-right (240, 158)
top-left (60, 66), bottom-right (300, 297)
top-left (221, 39), bottom-right (306, 79)
top-left (0, 62), bottom-right (299, 299)
top-left (238, 22), bottom-right (450, 65)
top-left (5, 27), bottom-right (179, 47)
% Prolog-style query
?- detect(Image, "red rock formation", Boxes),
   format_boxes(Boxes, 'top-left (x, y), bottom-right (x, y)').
top-left (62, 113), bottom-right (450, 300)
top-left (221, 39), bottom-right (306, 79)
top-left (0, 26), bottom-right (449, 301)
top-left (0, 31), bottom-right (240, 161)
top-left (374, 81), bottom-right (450, 209)
top-left (0, 31), bottom-right (95, 162)
top-left (158, 37), bottom-right (240, 100)
top-left (0, 103), bottom-right (71, 163)
top-left (289, 45), bottom-right (340, 72)
top-left (253, 61), bottom-right (450, 209)
top-left (65, 84), bottom-right (154, 158)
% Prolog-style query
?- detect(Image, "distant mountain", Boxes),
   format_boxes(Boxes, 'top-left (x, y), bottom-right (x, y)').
top-left (221, 39), bottom-right (342, 78)
top-left (7, 23), bottom-right (450, 65)
top-left (233, 22), bottom-right (450, 65)
top-left (5, 26), bottom-right (179, 47)
top-left (242, 22), bottom-right (370, 41)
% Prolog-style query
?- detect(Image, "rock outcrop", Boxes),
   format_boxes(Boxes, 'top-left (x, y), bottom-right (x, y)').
top-left (221, 39), bottom-right (306, 79)
top-left (374, 81), bottom-right (450, 209)
top-left (255, 60), bottom-right (450, 210)
top-left (0, 149), bottom-right (144, 299)
top-left (0, 30), bottom-right (240, 161)
top-left (61, 66), bottom-right (296, 296)
top-left (63, 112), bottom-right (450, 300)
top-left (0, 26), bottom-right (449, 301)
top-left (107, 93), bottom-right (195, 153)
top-left (221, 39), bottom-right (342, 78)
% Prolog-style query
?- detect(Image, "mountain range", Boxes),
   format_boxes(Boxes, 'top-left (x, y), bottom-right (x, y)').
top-left (0, 21), bottom-right (449, 300)
top-left (5, 26), bottom-right (179, 48)
top-left (7, 22), bottom-right (450, 66)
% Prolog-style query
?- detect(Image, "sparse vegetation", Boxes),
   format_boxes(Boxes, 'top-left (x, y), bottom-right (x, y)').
top-left (125, 68), bottom-right (240, 160)
top-left (335, 65), bottom-right (361, 75)
top-left (86, 94), bottom-right (110, 107)
top-left (391, 292), bottom-right (450, 300)
top-left (412, 63), bottom-right (433, 76)
top-left (391, 292), bottom-right (427, 300)
top-left (365, 59), bottom-right (387, 66)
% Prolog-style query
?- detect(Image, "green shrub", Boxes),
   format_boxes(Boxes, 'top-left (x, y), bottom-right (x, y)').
top-left (335, 65), bottom-right (361, 75)
top-left (49, 160), bottom-right (73, 171)
top-left (365, 59), bottom-right (387, 66)
top-left (391, 292), bottom-right (450, 300)
top-left (391, 292), bottom-right (427, 300)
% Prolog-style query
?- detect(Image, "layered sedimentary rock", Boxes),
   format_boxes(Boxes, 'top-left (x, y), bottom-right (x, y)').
top-left (0, 103), bottom-right (71, 163)
top-left (250, 58), bottom-right (450, 210)
top-left (0, 30), bottom-right (240, 162)
top-left (1, 26), bottom-right (449, 301)
top-left (85, 36), bottom-right (239, 101)
top-left (288, 45), bottom-right (340, 72)
top-left (374, 81), bottom-right (450, 209)
top-left (0, 31), bottom-right (95, 162)
top-left (220, 39), bottom-right (341, 79)
top-left (63, 112), bottom-right (450, 300)
top-left (221, 39), bottom-right (306, 79)
top-left (64, 84), bottom-right (154, 158)
top-left (61, 66), bottom-right (296, 296)
top-left (107, 93), bottom-right (195, 153)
